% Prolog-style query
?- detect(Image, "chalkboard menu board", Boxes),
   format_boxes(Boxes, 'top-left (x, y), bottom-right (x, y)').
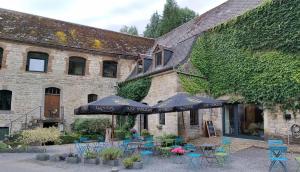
top-left (205, 121), bottom-right (216, 137)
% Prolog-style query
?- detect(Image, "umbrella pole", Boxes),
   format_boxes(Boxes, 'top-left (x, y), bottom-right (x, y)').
top-left (112, 115), bottom-right (114, 145)
top-left (181, 111), bottom-right (188, 142)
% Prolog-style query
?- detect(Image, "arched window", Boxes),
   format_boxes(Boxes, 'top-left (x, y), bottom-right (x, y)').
top-left (26, 52), bottom-right (49, 72)
top-left (103, 61), bottom-right (117, 78)
top-left (0, 47), bottom-right (3, 69)
top-left (68, 56), bottom-right (86, 76)
top-left (88, 94), bottom-right (98, 103)
top-left (0, 90), bottom-right (12, 110)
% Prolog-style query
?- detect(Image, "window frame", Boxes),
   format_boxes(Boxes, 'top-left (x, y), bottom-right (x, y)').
top-left (0, 47), bottom-right (3, 69)
top-left (0, 90), bottom-right (12, 111)
top-left (88, 94), bottom-right (98, 103)
top-left (158, 100), bottom-right (165, 125)
top-left (102, 61), bottom-right (118, 78)
top-left (155, 51), bottom-right (163, 67)
top-left (190, 109), bottom-right (199, 126)
top-left (26, 51), bottom-right (49, 73)
top-left (68, 56), bottom-right (86, 76)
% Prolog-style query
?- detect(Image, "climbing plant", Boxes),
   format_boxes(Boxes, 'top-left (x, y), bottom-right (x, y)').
top-left (116, 77), bottom-right (152, 128)
top-left (180, 0), bottom-right (300, 113)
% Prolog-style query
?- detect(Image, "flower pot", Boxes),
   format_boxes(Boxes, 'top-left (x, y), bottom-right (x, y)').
top-left (50, 154), bottom-right (61, 162)
top-left (66, 156), bottom-right (81, 164)
top-left (102, 159), bottom-right (120, 166)
top-left (84, 158), bottom-right (100, 165)
top-left (132, 161), bottom-right (143, 169)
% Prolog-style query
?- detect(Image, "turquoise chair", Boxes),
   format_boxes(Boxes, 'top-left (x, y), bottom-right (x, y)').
top-left (74, 141), bottom-right (88, 157)
top-left (268, 139), bottom-right (283, 146)
top-left (140, 150), bottom-right (153, 164)
top-left (268, 146), bottom-right (288, 172)
top-left (143, 140), bottom-right (155, 151)
top-left (145, 135), bottom-right (153, 141)
top-left (215, 145), bottom-right (230, 167)
top-left (186, 152), bottom-right (203, 169)
top-left (184, 144), bottom-right (197, 152)
top-left (175, 136), bottom-right (184, 146)
top-left (79, 136), bottom-right (89, 143)
top-left (222, 137), bottom-right (232, 145)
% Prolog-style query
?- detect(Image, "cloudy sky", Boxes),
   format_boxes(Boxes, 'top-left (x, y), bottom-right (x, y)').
top-left (0, 0), bottom-right (227, 34)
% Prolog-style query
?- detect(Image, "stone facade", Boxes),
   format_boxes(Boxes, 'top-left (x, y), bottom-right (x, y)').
top-left (0, 40), bottom-right (136, 133)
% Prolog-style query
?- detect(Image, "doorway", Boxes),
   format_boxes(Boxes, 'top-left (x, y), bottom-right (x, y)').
top-left (223, 104), bottom-right (264, 139)
top-left (44, 87), bottom-right (60, 119)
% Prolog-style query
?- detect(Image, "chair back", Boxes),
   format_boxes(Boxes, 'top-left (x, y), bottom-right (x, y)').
top-left (144, 140), bottom-right (154, 148)
top-left (268, 139), bottom-right (283, 146)
top-left (268, 146), bottom-right (287, 160)
top-left (145, 135), bottom-right (153, 141)
top-left (175, 136), bottom-right (184, 145)
top-left (79, 136), bottom-right (89, 143)
top-left (184, 144), bottom-right (197, 152)
top-left (75, 142), bottom-right (87, 156)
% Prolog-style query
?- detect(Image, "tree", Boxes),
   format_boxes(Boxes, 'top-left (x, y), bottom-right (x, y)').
top-left (143, 12), bottom-right (161, 38)
top-left (143, 0), bottom-right (197, 38)
top-left (120, 25), bottom-right (138, 36)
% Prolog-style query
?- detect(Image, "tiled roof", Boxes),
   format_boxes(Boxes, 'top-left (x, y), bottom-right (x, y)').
top-left (0, 8), bottom-right (154, 57)
top-left (126, 0), bottom-right (263, 80)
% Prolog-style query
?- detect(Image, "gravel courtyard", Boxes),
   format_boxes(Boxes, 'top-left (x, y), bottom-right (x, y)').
top-left (0, 146), bottom-right (299, 172)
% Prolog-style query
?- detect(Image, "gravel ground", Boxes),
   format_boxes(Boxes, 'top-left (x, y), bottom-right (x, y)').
top-left (0, 147), bottom-right (299, 172)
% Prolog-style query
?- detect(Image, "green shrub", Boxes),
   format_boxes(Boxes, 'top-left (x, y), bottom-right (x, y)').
top-left (60, 133), bottom-right (80, 144)
top-left (100, 147), bottom-right (123, 160)
top-left (72, 118), bottom-right (110, 135)
top-left (130, 154), bottom-right (141, 162)
top-left (20, 127), bottom-right (61, 147)
top-left (84, 150), bottom-right (97, 159)
top-left (156, 134), bottom-right (177, 147)
top-left (0, 142), bottom-right (8, 151)
top-left (141, 129), bottom-right (150, 137)
top-left (115, 130), bottom-right (126, 140)
top-left (123, 158), bottom-right (134, 168)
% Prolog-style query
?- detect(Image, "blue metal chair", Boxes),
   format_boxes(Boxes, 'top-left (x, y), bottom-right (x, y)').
top-left (143, 140), bottom-right (155, 150)
top-left (120, 139), bottom-right (135, 156)
top-left (268, 146), bottom-right (288, 172)
top-left (175, 136), bottom-right (184, 146)
top-left (268, 139), bottom-right (283, 146)
top-left (186, 152), bottom-right (203, 169)
top-left (140, 150), bottom-right (153, 164)
top-left (184, 144), bottom-right (197, 152)
top-left (79, 136), bottom-right (89, 143)
top-left (74, 141), bottom-right (88, 157)
top-left (144, 135), bottom-right (153, 141)
top-left (222, 137), bottom-right (232, 145)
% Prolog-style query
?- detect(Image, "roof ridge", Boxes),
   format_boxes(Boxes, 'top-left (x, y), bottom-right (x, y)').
top-left (0, 7), bottom-right (154, 41)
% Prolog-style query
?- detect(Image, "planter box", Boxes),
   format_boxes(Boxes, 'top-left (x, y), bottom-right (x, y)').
top-left (36, 153), bottom-right (50, 161)
top-left (66, 156), bottom-right (81, 164)
top-left (102, 159), bottom-right (120, 166)
top-left (84, 158), bottom-right (100, 165)
top-left (124, 161), bottom-right (143, 169)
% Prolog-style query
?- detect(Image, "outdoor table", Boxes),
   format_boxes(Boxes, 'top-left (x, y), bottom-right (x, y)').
top-left (200, 143), bottom-right (218, 165)
top-left (128, 141), bottom-right (145, 153)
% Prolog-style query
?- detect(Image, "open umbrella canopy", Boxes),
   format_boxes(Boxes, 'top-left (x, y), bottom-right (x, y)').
top-left (152, 93), bottom-right (223, 113)
top-left (74, 95), bottom-right (153, 115)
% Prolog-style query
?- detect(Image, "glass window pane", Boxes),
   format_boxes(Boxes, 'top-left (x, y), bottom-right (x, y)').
top-left (0, 90), bottom-right (12, 110)
top-left (68, 57), bottom-right (85, 75)
top-left (103, 61), bottom-right (117, 78)
top-left (29, 59), bottom-right (45, 71)
top-left (155, 52), bottom-right (162, 66)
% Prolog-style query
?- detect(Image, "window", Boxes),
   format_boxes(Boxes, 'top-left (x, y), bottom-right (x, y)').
top-left (68, 57), bottom-right (86, 76)
top-left (45, 87), bottom-right (60, 95)
top-left (88, 94), bottom-right (98, 103)
top-left (158, 100), bottom-right (165, 125)
top-left (0, 47), bottom-right (3, 69)
top-left (190, 110), bottom-right (199, 125)
top-left (103, 61), bottom-right (117, 78)
top-left (26, 52), bottom-right (48, 72)
top-left (137, 60), bottom-right (143, 74)
top-left (0, 90), bottom-right (12, 110)
top-left (155, 51), bottom-right (162, 67)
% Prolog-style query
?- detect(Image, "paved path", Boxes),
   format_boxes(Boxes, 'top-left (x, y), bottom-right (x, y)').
top-left (0, 146), bottom-right (299, 172)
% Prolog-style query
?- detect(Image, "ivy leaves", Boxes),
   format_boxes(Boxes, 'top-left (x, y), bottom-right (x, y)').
top-left (117, 78), bottom-right (151, 102)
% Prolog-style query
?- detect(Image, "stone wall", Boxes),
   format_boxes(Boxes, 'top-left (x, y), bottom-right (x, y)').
top-left (137, 71), bottom-right (180, 136)
top-left (0, 40), bottom-right (136, 133)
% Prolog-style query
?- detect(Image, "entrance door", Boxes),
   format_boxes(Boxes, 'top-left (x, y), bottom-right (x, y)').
top-left (44, 87), bottom-right (60, 118)
top-left (143, 114), bottom-right (148, 130)
top-left (0, 127), bottom-right (9, 140)
top-left (223, 104), bottom-right (264, 139)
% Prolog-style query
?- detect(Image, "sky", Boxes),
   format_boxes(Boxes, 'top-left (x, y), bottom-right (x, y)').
top-left (0, 0), bottom-right (227, 34)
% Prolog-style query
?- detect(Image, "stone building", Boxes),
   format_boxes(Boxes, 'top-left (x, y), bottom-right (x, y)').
top-left (0, 8), bottom-right (154, 138)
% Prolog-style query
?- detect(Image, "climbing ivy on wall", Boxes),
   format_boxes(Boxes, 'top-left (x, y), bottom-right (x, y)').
top-left (180, 0), bottom-right (300, 111)
top-left (116, 77), bottom-right (152, 128)
top-left (117, 77), bottom-right (151, 102)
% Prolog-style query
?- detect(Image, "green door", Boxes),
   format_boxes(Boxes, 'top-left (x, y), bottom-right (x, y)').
top-left (0, 127), bottom-right (9, 140)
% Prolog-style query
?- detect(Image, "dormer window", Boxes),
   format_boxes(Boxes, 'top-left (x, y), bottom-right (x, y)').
top-left (137, 60), bottom-right (143, 74)
top-left (155, 51), bottom-right (162, 67)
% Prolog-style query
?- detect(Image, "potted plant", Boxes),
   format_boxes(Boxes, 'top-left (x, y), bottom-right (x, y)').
top-left (123, 154), bottom-right (143, 169)
top-left (66, 153), bottom-right (81, 164)
top-left (100, 147), bottom-right (123, 166)
top-left (141, 129), bottom-right (151, 140)
top-left (83, 150), bottom-right (99, 164)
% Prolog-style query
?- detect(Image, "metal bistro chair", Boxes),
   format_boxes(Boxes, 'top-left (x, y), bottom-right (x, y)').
top-left (120, 139), bottom-right (135, 156)
top-left (184, 144), bottom-right (197, 152)
top-left (215, 145), bottom-right (230, 167)
top-left (268, 146), bottom-right (288, 172)
top-left (186, 152), bottom-right (203, 169)
top-left (74, 141), bottom-right (88, 158)
top-left (268, 139), bottom-right (284, 146)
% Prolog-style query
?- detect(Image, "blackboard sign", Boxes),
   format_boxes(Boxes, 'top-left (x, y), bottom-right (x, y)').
top-left (205, 121), bottom-right (216, 137)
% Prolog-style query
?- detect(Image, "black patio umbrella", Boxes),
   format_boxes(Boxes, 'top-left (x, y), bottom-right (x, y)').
top-left (74, 95), bottom-right (153, 115)
top-left (74, 95), bottom-right (153, 143)
top-left (152, 92), bottom-right (223, 113)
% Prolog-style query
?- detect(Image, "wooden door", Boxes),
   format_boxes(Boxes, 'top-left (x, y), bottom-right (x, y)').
top-left (44, 87), bottom-right (60, 118)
